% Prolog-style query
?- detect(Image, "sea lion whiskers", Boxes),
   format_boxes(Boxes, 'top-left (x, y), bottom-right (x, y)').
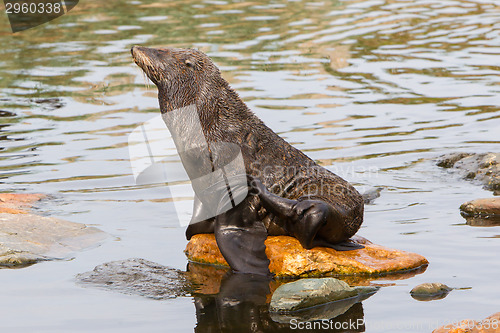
top-left (142, 70), bottom-right (151, 89)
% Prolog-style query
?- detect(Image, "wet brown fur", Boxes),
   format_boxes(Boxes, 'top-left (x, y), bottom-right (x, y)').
top-left (132, 46), bottom-right (364, 242)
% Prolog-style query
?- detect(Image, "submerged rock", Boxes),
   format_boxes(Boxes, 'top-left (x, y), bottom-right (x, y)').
top-left (0, 213), bottom-right (106, 266)
top-left (437, 152), bottom-right (500, 192)
top-left (433, 312), bottom-right (500, 333)
top-left (410, 282), bottom-right (453, 301)
top-left (0, 193), bottom-right (44, 214)
top-left (77, 258), bottom-right (192, 300)
top-left (185, 234), bottom-right (428, 278)
top-left (269, 278), bottom-right (377, 313)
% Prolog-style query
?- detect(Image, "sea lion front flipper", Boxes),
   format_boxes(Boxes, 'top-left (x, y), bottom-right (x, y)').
top-left (186, 195), bottom-right (215, 240)
top-left (214, 199), bottom-right (271, 276)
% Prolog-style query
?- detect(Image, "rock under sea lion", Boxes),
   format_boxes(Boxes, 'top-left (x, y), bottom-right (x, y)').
top-left (131, 46), bottom-right (364, 276)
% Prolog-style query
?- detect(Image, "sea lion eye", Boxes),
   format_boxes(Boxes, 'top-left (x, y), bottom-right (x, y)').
top-left (185, 59), bottom-right (194, 68)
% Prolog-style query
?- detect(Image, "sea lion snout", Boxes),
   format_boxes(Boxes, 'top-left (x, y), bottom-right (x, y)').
top-left (131, 45), bottom-right (166, 84)
top-left (133, 46), bottom-right (224, 112)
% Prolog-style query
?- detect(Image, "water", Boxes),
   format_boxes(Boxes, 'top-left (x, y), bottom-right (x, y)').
top-left (0, 0), bottom-right (499, 331)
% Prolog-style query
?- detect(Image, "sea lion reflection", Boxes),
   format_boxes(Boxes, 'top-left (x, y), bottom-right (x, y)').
top-left (191, 271), bottom-right (367, 333)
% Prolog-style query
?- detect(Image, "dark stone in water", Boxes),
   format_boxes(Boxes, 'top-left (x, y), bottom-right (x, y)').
top-left (76, 258), bottom-right (192, 300)
top-left (33, 98), bottom-right (64, 110)
top-left (0, 110), bottom-right (15, 117)
top-left (437, 152), bottom-right (500, 192)
top-left (410, 282), bottom-right (452, 301)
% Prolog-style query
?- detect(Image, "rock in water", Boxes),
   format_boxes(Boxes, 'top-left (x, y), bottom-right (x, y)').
top-left (76, 258), bottom-right (192, 300)
top-left (0, 193), bottom-right (44, 214)
top-left (410, 282), bottom-right (453, 301)
top-left (269, 278), bottom-right (378, 313)
top-left (460, 198), bottom-right (500, 218)
top-left (0, 213), bottom-right (106, 266)
top-left (185, 234), bottom-right (428, 278)
top-left (437, 152), bottom-right (500, 192)
top-left (362, 187), bottom-right (383, 204)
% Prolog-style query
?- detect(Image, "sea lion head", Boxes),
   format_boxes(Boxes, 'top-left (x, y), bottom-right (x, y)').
top-left (131, 46), bottom-right (224, 113)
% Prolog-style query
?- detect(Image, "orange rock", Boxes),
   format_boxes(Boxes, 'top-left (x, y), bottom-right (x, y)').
top-left (185, 234), bottom-right (428, 278)
top-left (0, 193), bottom-right (44, 214)
top-left (0, 207), bottom-right (27, 214)
top-left (433, 312), bottom-right (500, 333)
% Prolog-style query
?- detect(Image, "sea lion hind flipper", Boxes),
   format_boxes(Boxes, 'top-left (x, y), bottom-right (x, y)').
top-left (249, 176), bottom-right (361, 250)
top-left (214, 207), bottom-right (271, 276)
top-left (331, 241), bottom-right (365, 251)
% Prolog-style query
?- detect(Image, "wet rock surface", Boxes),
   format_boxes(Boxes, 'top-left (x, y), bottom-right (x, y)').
top-left (0, 192), bottom-right (106, 266)
top-left (0, 213), bottom-right (107, 266)
top-left (437, 152), bottom-right (500, 192)
top-left (361, 187), bottom-right (383, 204)
top-left (185, 234), bottom-right (428, 278)
top-left (433, 312), bottom-right (500, 333)
top-left (0, 193), bottom-right (45, 214)
top-left (460, 198), bottom-right (500, 226)
top-left (77, 258), bottom-right (192, 299)
top-left (461, 198), bottom-right (500, 217)
top-left (269, 278), bottom-right (378, 313)
top-left (410, 282), bottom-right (453, 301)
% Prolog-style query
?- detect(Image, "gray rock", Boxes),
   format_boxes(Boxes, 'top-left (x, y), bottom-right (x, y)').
top-left (362, 187), bottom-right (383, 204)
top-left (270, 294), bottom-right (368, 324)
top-left (0, 213), bottom-right (106, 267)
top-left (410, 282), bottom-right (452, 301)
top-left (76, 258), bottom-right (192, 300)
top-left (437, 152), bottom-right (500, 192)
top-left (269, 278), bottom-right (378, 313)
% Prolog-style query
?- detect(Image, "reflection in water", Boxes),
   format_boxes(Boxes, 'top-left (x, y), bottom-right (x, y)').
top-left (410, 291), bottom-right (451, 302)
top-left (186, 261), bottom-right (428, 331)
top-left (0, 0), bottom-right (500, 331)
top-left (191, 269), bottom-right (368, 333)
top-left (464, 215), bottom-right (500, 227)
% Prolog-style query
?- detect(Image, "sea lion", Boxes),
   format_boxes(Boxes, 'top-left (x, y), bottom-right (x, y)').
top-left (131, 46), bottom-right (364, 276)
